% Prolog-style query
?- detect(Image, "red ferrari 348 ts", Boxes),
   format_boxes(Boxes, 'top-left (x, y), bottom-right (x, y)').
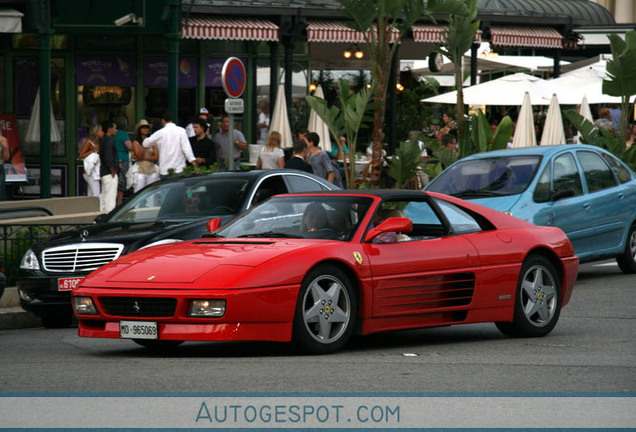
top-left (72, 191), bottom-right (579, 353)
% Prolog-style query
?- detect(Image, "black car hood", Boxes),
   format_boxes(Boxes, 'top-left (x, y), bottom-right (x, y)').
top-left (33, 219), bottom-right (206, 254)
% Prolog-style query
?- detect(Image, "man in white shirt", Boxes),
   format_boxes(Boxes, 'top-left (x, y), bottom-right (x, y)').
top-left (143, 111), bottom-right (198, 179)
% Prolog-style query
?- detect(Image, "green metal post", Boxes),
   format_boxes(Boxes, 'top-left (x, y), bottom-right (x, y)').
top-left (39, 0), bottom-right (53, 198)
top-left (167, 0), bottom-right (180, 121)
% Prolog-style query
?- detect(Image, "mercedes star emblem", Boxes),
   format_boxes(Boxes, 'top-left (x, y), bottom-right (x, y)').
top-left (80, 229), bottom-right (89, 241)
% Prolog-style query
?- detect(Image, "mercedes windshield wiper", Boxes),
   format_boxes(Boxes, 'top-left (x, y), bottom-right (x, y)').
top-left (238, 231), bottom-right (302, 239)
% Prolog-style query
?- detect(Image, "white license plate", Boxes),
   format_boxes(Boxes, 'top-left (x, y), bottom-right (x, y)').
top-left (57, 277), bottom-right (84, 291)
top-left (120, 320), bottom-right (158, 340)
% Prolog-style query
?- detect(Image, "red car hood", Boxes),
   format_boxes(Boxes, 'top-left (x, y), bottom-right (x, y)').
top-left (83, 238), bottom-right (329, 287)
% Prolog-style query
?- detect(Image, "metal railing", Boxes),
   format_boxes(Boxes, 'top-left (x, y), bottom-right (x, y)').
top-left (0, 223), bottom-right (86, 285)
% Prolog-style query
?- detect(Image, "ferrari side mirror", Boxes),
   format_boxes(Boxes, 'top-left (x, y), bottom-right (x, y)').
top-left (365, 217), bottom-right (413, 242)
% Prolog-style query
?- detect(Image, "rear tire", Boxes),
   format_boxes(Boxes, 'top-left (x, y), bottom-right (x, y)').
top-left (617, 223), bottom-right (636, 274)
top-left (292, 264), bottom-right (356, 354)
top-left (496, 255), bottom-right (561, 338)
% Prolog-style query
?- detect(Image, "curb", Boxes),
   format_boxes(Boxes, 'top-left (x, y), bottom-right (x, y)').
top-left (0, 287), bottom-right (42, 330)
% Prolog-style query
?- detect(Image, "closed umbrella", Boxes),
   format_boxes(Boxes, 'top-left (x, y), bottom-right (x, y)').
top-left (269, 84), bottom-right (294, 149)
top-left (577, 95), bottom-right (593, 143)
top-left (25, 87), bottom-right (61, 144)
top-left (512, 92), bottom-right (537, 148)
top-left (307, 85), bottom-right (332, 153)
top-left (540, 94), bottom-right (566, 146)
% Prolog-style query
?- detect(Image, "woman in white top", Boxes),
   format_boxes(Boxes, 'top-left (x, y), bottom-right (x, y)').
top-left (78, 124), bottom-right (103, 197)
top-left (256, 130), bottom-right (285, 170)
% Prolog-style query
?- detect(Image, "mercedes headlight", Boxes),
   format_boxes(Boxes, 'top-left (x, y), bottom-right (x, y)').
top-left (20, 249), bottom-right (40, 270)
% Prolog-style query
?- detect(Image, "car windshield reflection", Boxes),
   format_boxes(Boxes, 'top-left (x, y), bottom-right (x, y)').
top-left (107, 177), bottom-right (250, 223)
top-left (215, 196), bottom-right (373, 241)
top-left (428, 155), bottom-right (541, 197)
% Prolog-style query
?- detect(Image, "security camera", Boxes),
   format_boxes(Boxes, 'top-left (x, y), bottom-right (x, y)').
top-left (114, 13), bottom-right (136, 26)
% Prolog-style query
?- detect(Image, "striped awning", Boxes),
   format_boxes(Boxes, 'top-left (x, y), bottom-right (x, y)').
top-left (412, 24), bottom-right (482, 43)
top-left (490, 26), bottom-right (563, 49)
top-left (181, 17), bottom-right (279, 42)
top-left (306, 20), bottom-right (399, 43)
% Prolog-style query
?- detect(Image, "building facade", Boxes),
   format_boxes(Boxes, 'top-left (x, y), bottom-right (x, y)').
top-left (0, 0), bottom-right (621, 199)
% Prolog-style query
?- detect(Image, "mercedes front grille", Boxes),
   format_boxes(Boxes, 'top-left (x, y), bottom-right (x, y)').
top-left (42, 243), bottom-right (125, 273)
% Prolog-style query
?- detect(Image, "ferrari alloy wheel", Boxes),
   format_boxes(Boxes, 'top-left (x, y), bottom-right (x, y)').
top-left (617, 223), bottom-right (636, 274)
top-left (496, 255), bottom-right (561, 338)
top-left (133, 339), bottom-right (184, 349)
top-left (293, 265), bottom-right (357, 354)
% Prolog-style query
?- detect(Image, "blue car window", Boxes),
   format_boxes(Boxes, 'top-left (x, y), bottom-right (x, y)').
top-left (600, 152), bottom-right (632, 184)
top-left (577, 151), bottom-right (619, 193)
top-left (533, 165), bottom-right (551, 203)
top-left (552, 154), bottom-right (583, 197)
top-left (434, 199), bottom-right (482, 234)
top-left (427, 156), bottom-right (540, 198)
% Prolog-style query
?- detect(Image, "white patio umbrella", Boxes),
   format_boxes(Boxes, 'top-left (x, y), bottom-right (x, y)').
top-left (422, 72), bottom-right (555, 106)
top-left (307, 85), bottom-right (332, 153)
top-left (577, 95), bottom-right (593, 143)
top-left (540, 94), bottom-right (566, 146)
top-left (269, 84), bottom-right (294, 149)
top-left (25, 87), bottom-right (61, 144)
top-left (512, 92), bottom-right (537, 148)
top-left (545, 62), bottom-right (627, 105)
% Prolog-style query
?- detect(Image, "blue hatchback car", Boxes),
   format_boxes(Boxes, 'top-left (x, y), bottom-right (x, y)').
top-left (425, 144), bottom-right (636, 273)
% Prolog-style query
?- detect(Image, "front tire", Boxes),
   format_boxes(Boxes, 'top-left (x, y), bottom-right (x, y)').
top-left (617, 223), bottom-right (636, 274)
top-left (293, 265), bottom-right (357, 354)
top-left (496, 255), bottom-right (561, 338)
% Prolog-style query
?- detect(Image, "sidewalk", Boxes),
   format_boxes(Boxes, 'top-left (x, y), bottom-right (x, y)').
top-left (0, 287), bottom-right (42, 330)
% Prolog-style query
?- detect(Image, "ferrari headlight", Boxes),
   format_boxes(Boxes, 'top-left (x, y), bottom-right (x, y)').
top-left (20, 249), bottom-right (40, 270)
top-left (73, 296), bottom-right (98, 315)
top-left (188, 299), bottom-right (226, 317)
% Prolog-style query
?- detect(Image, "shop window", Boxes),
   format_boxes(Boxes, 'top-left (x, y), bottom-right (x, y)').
top-left (14, 57), bottom-right (66, 156)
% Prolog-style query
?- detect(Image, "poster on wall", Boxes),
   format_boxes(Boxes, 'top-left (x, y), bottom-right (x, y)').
top-left (75, 55), bottom-right (136, 86)
top-left (0, 114), bottom-right (27, 182)
top-left (144, 57), bottom-right (198, 87)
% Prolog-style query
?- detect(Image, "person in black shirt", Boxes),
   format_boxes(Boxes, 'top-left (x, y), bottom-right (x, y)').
top-left (99, 120), bottom-right (118, 212)
top-left (285, 139), bottom-right (313, 173)
top-left (189, 118), bottom-right (216, 169)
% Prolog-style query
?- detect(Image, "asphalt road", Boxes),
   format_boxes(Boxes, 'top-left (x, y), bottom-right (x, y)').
top-left (0, 261), bottom-right (634, 394)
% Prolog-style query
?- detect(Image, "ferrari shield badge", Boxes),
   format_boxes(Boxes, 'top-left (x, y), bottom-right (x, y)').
top-left (353, 251), bottom-right (363, 264)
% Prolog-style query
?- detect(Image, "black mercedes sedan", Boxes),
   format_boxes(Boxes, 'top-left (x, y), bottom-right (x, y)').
top-left (18, 170), bottom-right (338, 327)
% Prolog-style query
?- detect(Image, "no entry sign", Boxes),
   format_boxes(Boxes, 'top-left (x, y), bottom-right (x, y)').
top-left (221, 57), bottom-right (246, 98)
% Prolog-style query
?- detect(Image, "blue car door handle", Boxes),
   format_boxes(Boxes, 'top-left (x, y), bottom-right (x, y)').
top-left (617, 192), bottom-right (624, 199)
top-left (582, 202), bottom-right (591, 210)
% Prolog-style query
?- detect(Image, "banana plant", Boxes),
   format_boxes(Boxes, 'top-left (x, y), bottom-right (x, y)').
top-left (603, 30), bottom-right (636, 145)
top-left (337, 0), bottom-right (470, 182)
top-left (437, 0), bottom-right (480, 151)
top-left (306, 79), bottom-right (376, 188)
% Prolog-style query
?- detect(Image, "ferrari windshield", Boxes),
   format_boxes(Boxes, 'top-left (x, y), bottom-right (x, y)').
top-left (107, 176), bottom-right (251, 222)
top-left (215, 196), bottom-right (374, 241)
top-left (427, 155), bottom-right (541, 198)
